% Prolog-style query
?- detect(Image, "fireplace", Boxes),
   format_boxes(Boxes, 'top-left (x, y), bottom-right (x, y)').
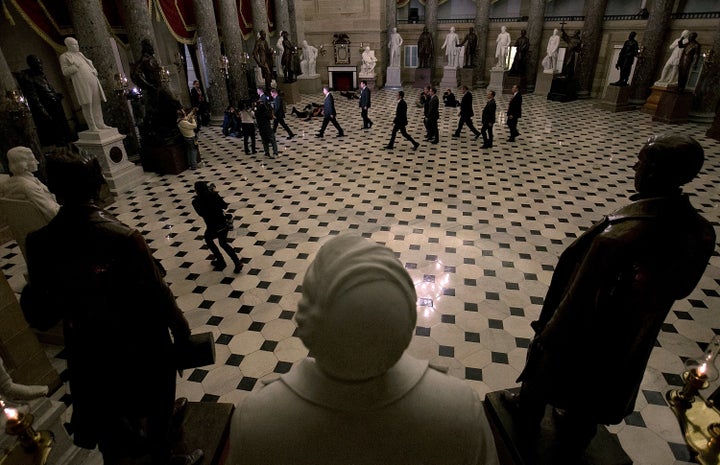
top-left (328, 66), bottom-right (358, 91)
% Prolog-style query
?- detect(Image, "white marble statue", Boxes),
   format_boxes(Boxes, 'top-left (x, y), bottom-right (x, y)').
top-left (59, 37), bottom-right (110, 132)
top-left (388, 27), bottom-right (403, 68)
top-left (227, 235), bottom-right (500, 465)
top-left (0, 146), bottom-right (59, 223)
top-left (494, 26), bottom-right (511, 70)
top-left (0, 356), bottom-right (48, 400)
top-left (301, 40), bottom-right (318, 76)
top-left (458, 45), bottom-right (466, 68)
top-left (542, 28), bottom-right (561, 73)
top-left (360, 46), bottom-right (377, 76)
top-left (441, 27), bottom-right (460, 68)
top-left (655, 30), bottom-right (691, 87)
top-left (276, 34), bottom-right (285, 76)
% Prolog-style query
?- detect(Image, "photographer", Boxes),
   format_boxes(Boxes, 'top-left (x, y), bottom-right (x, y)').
top-left (177, 108), bottom-right (199, 170)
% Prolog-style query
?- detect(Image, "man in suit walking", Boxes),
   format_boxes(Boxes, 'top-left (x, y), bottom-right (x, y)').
top-left (453, 86), bottom-right (481, 138)
top-left (423, 85), bottom-right (432, 140)
top-left (359, 80), bottom-right (373, 129)
top-left (270, 88), bottom-right (295, 140)
top-left (316, 86), bottom-right (344, 138)
top-left (480, 90), bottom-right (496, 149)
top-left (425, 87), bottom-right (440, 144)
top-left (384, 91), bottom-right (420, 151)
top-left (507, 84), bottom-right (522, 142)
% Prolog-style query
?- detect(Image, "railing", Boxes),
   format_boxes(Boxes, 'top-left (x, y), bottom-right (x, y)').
top-left (397, 11), bottom-right (720, 24)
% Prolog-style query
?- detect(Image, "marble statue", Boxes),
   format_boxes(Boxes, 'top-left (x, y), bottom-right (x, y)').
top-left (418, 26), bottom-right (434, 69)
top-left (227, 235), bottom-right (500, 465)
top-left (388, 27), bottom-right (403, 68)
top-left (542, 29), bottom-right (561, 73)
top-left (360, 46), bottom-right (377, 76)
top-left (509, 29), bottom-right (530, 76)
top-left (655, 30), bottom-right (690, 87)
top-left (560, 27), bottom-right (582, 78)
top-left (59, 37), bottom-right (110, 132)
top-left (677, 31), bottom-right (700, 92)
top-left (611, 32), bottom-right (639, 86)
top-left (506, 133), bottom-right (715, 462)
top-left (459, 27), bottom-right (478, 68)
top-left (441, 27), bottom-right (460, 68)
top-left (0, 146), bottom-right (59, 222)
top-left (495, 26), bottom-right (511, 70)
top-left (253, 30), bottom-right (274, 91)
top-left (0, 356), bottom-right (48, 400)
top-left (301, 40), bottom-right (318, 76)
top-left (276, 34), bottom-right (285, 78)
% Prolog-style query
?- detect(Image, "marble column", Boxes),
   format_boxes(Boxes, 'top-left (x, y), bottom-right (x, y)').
top-left (0, 46), bottom-right (15, 92)
top-left (275, 0), bottom-right (291, 38)
top-left (474, 0), bottom-right (490, 87)
top-left (251, 0), bottom-right (270, 44)
top-left (219, 0), bottom-right (250, 104)
top-left (689, 19), bottom-right (720, 123)
top-left (629, 0), bottom-right (674, 105)
top-left (525, 0), bottom-right (545, 93)
top-left (67, 0), bottom-right (139, 156)
top-left (287, 0), bottom-right (298, 44)
top-left (576, 0), bottom-right (608, 98)
top-left (119, 0), bottom-right (157, 64)
top-left (193, 0), bottom-right (229, 119)
top-left (425, 0), bottom-right (438, 81)
top-left (386, 0), bottom-right (397, 69)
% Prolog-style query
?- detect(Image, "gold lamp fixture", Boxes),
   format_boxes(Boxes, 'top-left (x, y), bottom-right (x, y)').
top-left (220, 55), bottom-right (230, 79)
top-left (113, 73), bottom-right (129, 97)
top-left (667, 336), bottom-right (720, 465)
top-left (0, 398), bottom-right (54, 465)
top-left (5, 90), bottom-right (29, 120)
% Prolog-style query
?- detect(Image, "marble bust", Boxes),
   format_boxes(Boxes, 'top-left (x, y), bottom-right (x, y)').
top-left (494, 26), bottom-right (511, 70)
top-left (0, 146), bottom-right (59, 223)
top-left (228, 235), bottom-right (500, 465)
top-left (360, 46), bottom-right (377, 76)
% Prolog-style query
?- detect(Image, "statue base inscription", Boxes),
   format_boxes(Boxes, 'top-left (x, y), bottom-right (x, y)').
top-left (547, 76), bottom-right (578, 102)
top-left (458, 68), bottom-right (474, 88)
top-left (277, 80), bottom-right (300, 104)
top-left (487, 69), bottom-right (506, 96)
top-left (413, 68), bottom-right (431, 88)
top-left (484, 389), bottom-right (632, 465)
top-left (439, 66), bottom-right (459, 89)
top-left (652, 89), bottom-right (693, 124)
top-left (595, 85), bottom-right (634, 112)
top-left (386, 66), bottom-right (402, 89)
top-left (297, 75), bottom-right (322, 94)
top-left (534, 72), bottom-right (554, 96)
top-left (74, 129), bottom-right (144, 195)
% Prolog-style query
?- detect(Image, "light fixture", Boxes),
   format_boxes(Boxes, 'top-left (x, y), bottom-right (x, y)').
top-left (5, 90), bottom-right (29, 120)
top-left (113, 73), bottom-right (129, 97)
top-left (221, 55), bottom-right (230, 79)
top-left (1, 398), bottom-right (54, 465)
top-left (703, 49), bottom-right (715, 67)
top-left (160, 66), bottom-right (171, 83)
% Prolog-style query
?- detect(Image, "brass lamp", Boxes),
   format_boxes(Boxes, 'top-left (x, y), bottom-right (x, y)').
top-left (0, 399), bottom-right (54, 465)
top-left (113, 73), bottom-right (129, 97)
top-left (5, 90), bottom-right (29, 120)
top-left (220, 55), bottom-right (230, 79)
top-left (667, 336), bottom-right (720, 465)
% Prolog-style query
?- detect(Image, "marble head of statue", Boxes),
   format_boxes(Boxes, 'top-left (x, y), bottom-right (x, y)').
top-left (7, 146), bottom-right (38, 176)
top-left (296, 235), bottom-right (417, 381)
top-left (635, 133), bottom-right (704, 195)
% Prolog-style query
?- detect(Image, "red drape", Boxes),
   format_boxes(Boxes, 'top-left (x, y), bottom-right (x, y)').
top-left (153, 0), bottom-right (196, 43)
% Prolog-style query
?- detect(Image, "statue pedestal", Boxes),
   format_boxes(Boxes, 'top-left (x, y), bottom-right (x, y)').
top-left (74, 129), bottom-right (144, 195)
top-left (484, 389), bottom-right (632, 465)
top-left (386, 66), bottom-right (402, 89)
top-left (652, 89), bottom-right (693, 124)
top-left (360, 76), bottom-right (377, 91)
top-left (439, 66), bottom-right (459, 89)
top-left (413, 68), bottom-right (431, 88)
top-left (277, 80), bottom-right (300, 104)
top-left (534, 72), bottom-right (555, 96)
top-left (297, 74), bottom-right (322, 94)
top-left (641, 85), bottom-right (668, 114)
top-left (142, 143), bottom-right (187, 175)
top-left (707, 110), bottom-right (720, 141)
top-left (595, 85), bottom-right (634, 112)
top-left (487, 68), bottom-right (506, 95)
top-left (504, 75), bottom-right (527, 94)
top-left (459, 68), bottom-right (475, 87)
top-left (547, 76), bottom-right (578, 102)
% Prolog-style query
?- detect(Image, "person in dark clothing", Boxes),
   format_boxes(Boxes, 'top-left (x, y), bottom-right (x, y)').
top-left (22, 151), bottom-right (202, 465)
top-left (506, 84), bottom-right (522, 142)
top-left (480, 90), bottom-right (497, 149)
top-left (359, 81), bottom-right (373, 129)
top-left (222, 106), bottom-right (239, 137)
top-left (443, 88), bottom-right (458, 107)
top-left (611, 31), bottom-right (639, 87)
top-left (254, 96), bottom-right (278, 158)
top-left (423, 86), bottom-right (432, 138)
top-left (270, 89), bottom-right (294, 139)
top-left (453, 86), bottom-right (481, 138)
top-left (425, 87), bottom-right (440, 144)
top-left (189, 80), bottom-right (210, 128)
top-left (316, 87), bottom-right (344, 138)
top-left (192, 181), bottom-right (242, 274)
top-left (384, 91), bottom-right (419, 151)
top-left (238, 101), bottom-right (257, 155)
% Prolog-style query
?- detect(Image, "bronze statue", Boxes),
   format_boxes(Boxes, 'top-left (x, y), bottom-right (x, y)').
top-left (506, 133), bottom-right (716, 462)
top-left (417, 27), bottom-right (434, 69)
top-left (508, 30), bottom-right (530, 77)
top-left (459, 27), bottom-right (478, 68)
top-left (17, 55), bottom-right (73, 146)
top-left (560, 28), bottom-right (582, 79)
top-left (678, 31), bottom-right (700, 92)
top-left (611, 31), bottom-right (639, 86)
top-left (280, 31), bottom-right (302, 83)
top-left (253, 30), bottom-right (274, 91)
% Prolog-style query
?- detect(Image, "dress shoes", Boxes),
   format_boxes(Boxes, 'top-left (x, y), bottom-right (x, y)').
top-left (383, 145), bottom-right (394, 150)
top-left (287, 134), bottom-right (295, 140)
top-left (315, 133), bottom-right (324, 138)
top-left (413, 142), bottom-right (420, 151)
top-left (452, 133), bottom-right (460, 138)
top-left (337, 133), bottom-right (344, 138)
top-left (169, 449), bottom-right (204, 465)
top-left (211, 259), bottom-right (226, 270)
top-left (430, 140), bottom-right (439, 144)
top-left (368, 121), bottom-right (373, 128)
top-left (233, 262), bottom-right (243, 274)
top-left (507, 137), bottom-right (515, 142)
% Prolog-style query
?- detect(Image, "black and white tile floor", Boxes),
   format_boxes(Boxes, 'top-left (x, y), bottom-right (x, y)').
top-left (2, 87), bottom-right (719, 465)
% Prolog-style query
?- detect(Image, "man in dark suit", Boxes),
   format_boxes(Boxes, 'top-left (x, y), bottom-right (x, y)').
top-left (453, 86), bottom-right (481, 138)
top-left (359, 80), bottom-right (373, 129)
top-left (423, 85), bottom-right (432, 140)
top-left (506, 84), bottom-right (522, 142)
top-left (425, 87), bottom-right (440, 144)
top-left (270, 88), bottom-right (295, 140)
top-left (480, 90), bottom-right (496, 149)
top-left (316, 87), bottom-right (344, 138)
top-left (384, 91), bottom-right (420, 151)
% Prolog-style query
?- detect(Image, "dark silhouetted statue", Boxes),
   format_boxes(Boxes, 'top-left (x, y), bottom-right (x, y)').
top-left (509, 30), bottom-right (530, 77)
top-left (418, 27), bottom-right (434, 69)
top-left (611, 31), bottom-right (639, 86)
top-left (678, 31), bottom-right (700, 92)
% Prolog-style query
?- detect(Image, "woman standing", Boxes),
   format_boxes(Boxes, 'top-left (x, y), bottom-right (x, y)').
top-left (192, 181), bottom-right (242, 273)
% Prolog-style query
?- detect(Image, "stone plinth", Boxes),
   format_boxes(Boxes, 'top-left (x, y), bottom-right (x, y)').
top-left (504, 75), bottom-right (527, 94)
top-left (74, 129), bottom-right (144, 195)
top-left (297, 75), bottom-right (322, 94)
top-left (707, 111), bottom-right (720, 141)
top-left (547, 76), bottom-right (578, 102)
top-left (487, 68), bottom-right (506, 95)
top-left (652, 90), bottom-right (693, 124)
top-left (439, 66), bottom-right (459, 89)
top-left (414, 68), bottom-right (431, 88)
top-left (642, 85), bottom-right (668, 114)
top-left (386, 66), bottom-right (402, 89)
top-left (595, 85), bottom-right (634, 112)
top-left (142, 143), bottom-right (187, 175)
top-left (534, 72), bottom-right (555, 96)
top-left (484, 389), bottom-right (632, 465)
top-left (277, 80), bottom-right (300, 104)
top-left (459, 68), bottom-right (475, 87)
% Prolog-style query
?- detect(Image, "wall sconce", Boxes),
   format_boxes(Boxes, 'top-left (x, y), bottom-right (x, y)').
top-left (318, 44), bottom-right (327, 57)
top-left (113, 73), bottom-right (129, 97)
top-left (703, 49), bottom-right (715, 67)
top-left (221, 55), bottom-right (230, 79)
top-left (1, 398), bottom-right (54, 465)
top-left (359, 42), bottom-right (368, 54)
top-left (636, 45), bottom-right (646, 61)
top-left (5, 90), bottom-right (29, 120)
top-left (240, 52), bottom-right (250, 71)
top-left (667, 336), bottom-right (720, 464)
top-left (160, 66), bottom-right (171, 83)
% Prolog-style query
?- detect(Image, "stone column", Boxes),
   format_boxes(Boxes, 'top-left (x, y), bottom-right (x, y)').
top-left (689, 19), bottom-right (720, 123)
top-left (119, 0), bottom-right (157, 64)
top-left (287, 0), bottom-right (298, 43)
top-left (576, 0), bottom-right (608, 98)
top-left (193, 0), bottom-right (230, 120)
top-left (251, 0), bottom-right (270, 42)
top-left (525, 0), bottom-right (546, 92)
top-left (629, 0), bottom-right (674, 105)
top-left (386, 0), bottom-right (397, 69)
top-left (219, 0), bottom-right (250, 104)
top-left (474, 0), bottom-right (490, 87)
top-left (425, 0), bottom-right (438, 80)
top-left (275, 0), bottom-right (291, 38)
top-left (67, 0), bottom-right (139, 156)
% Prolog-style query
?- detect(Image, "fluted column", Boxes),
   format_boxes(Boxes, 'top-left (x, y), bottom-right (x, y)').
top-left (119, 0), bottom-right (157, 64)
top-left (386, 0), bottom-right (397, 69)
top-left (525, 0), bottom-right (545, 92)
top-left (251, 0), bottom-right (270, 42)
top-left (275, 0), bottom-right (291, 38)
top-left (425, 0), bottom-right (438, 80)
top-left (219, 0), bottom-right (249, 104)
top-left (287, 0), bottom-right (298, 43)
top-left (474, 0), bottom-right (490, 87)
top-left (67, 0), bottom-right (139, 155)
top-left (629, 0), bottom-right (674, 105)
top-left (689, 19), bottom-right (720, 123)
top-left (576, 0), bottom-right (608, 98)
top-left (193, 0), bottom-right (229, 120)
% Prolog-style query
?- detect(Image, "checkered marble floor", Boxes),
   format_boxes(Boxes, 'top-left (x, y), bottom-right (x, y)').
top-left (2, 87), bottom-right (719, 465)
